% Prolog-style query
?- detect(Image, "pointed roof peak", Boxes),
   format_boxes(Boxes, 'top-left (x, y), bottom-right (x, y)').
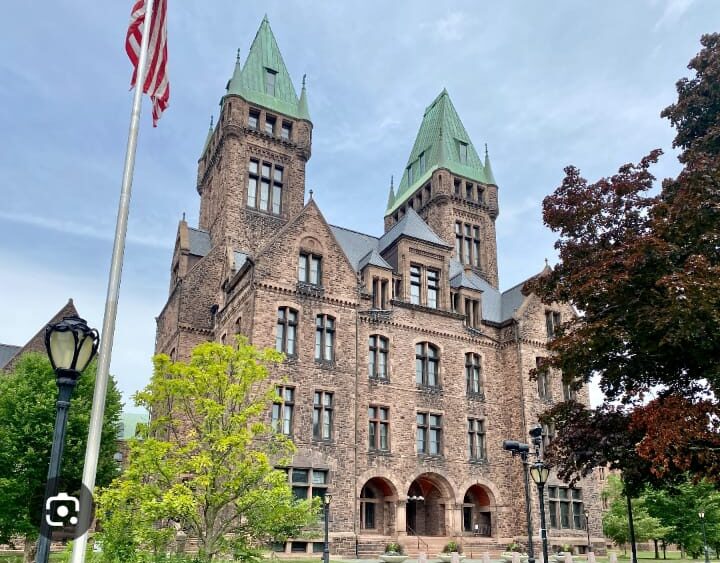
top-left (297, 73), bottom-right (311, 121)
top-left (388, 90), bottom-right (490, 214)
top-left (262, 13), bottom-right (270, 23)
top-left (484, 143), bottom-right (497, 185)
top-left (386, 175), bottom-right (395, 208)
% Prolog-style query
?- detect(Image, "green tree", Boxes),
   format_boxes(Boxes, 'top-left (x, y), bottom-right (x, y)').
top-left (95, 338), bottom-right (319, 563)
top-left (602, 476), bottom-right (672, 553)
top-left (0, 353), bottom-right (122, 562)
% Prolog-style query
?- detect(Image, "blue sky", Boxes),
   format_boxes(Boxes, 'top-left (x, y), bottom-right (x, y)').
top-left (0, 1), bottom-right (716, 410)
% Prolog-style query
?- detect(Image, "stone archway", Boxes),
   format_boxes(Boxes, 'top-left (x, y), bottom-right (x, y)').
top-left (461, 484), bottom-right (495, 537)
top-left (406, 473), bottom-right (454, 537)
top-left (359, 477), bottom-right (398, 535)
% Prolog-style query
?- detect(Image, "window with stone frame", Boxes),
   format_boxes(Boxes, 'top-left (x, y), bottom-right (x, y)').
top-left (371, 277), bottom-right (390, 309)
top-left (416, 411), bottom-right (442, 455)
top-left (248, 108), bottom-right (260, 129)
top-left (271, 385), bottom-right (294, 436)
top-left (275, 307), bottom-right (298, 356)
top-left (312, 391), bottom-right (333, 441)
top-left (410, 265), bottom-right (421, 305)
top-left (536, 357), bottom-right (551, 401)
top-left (465, 353), bottom-right (483, 396)
top-left (548, 486), bottom-right (585, 530)
top-left (314, 315), bottom-right (335, 362)
top-left (298, 252), bottom-right (322, 285)
top-left (465, 297), bottom-right (480, 328)
top-left (467, 418), bottom-right (487, 461)
top-left (247, 159), bottom-right (283, 215)
top-left (286, 467), bottom-right (328, 502)
top-left (563, 380), bottom-right (577, 401)
top-left (281, 120), bottom-right (292, 141)
top-left (455, 221), bottom-right (481, 267)
top-left (368, 335), bottom-right (389, 380)
top-left (415, 342), bottom-right (440, 387)
top-left (265, 114), bottom-right (276, 136)
top-left (542, 422), bottom-right (556, 450)
top-left (427, 268), bottom-right (439, 308)
top-left (545, 310), bottom-right (562, 339)
top-left (368, 405), bottom-right (389, 452)
top-left (265, 68), bottom-right (277, 96)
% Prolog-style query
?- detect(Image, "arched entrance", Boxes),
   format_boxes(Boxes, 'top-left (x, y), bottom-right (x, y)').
top-left (360, 477), bottom-right (397, 535)
top-left (406, 473), bottom-right (453, 536)
top-left (462, 484), bottom-right (494, 537)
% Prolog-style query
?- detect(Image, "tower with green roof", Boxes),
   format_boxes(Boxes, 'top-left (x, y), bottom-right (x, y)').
top-left (384, 89), bottom-right (500, 287)
top-left (196, 16), bottom-right (313, 255)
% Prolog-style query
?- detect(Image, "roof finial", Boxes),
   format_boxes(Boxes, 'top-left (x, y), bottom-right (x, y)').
top-left (236, 48), bottom-right (241, 63)
top-left (209, 115), bottom-right (214, 129)
top-left (309, 189), bottom-right (314, 200)
top-left (544, 257), bottom-right (549, 267)
top-left (302, 74), bottom-right (307, 89)
top-left (182, 211), bottom-right (186, 221)
top-left (485, 143), bottom-right (489, 157)
top-left (391, 175), bottom-right (394, 189)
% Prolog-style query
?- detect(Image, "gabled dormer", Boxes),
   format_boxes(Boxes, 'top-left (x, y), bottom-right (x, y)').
top-left (385, 89), bottom-right (500, 288)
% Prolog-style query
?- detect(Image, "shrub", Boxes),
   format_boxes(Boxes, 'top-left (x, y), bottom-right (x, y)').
top-left (385, 542), bottom-right (404, 554)
top-left (442, 540), bottom-right (462, 553)
top-left (507, 542), bottom-right (522, 552)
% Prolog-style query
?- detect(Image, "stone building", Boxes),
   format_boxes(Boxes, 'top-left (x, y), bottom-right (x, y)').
top-left (155, 17), bottom-right (605, 558)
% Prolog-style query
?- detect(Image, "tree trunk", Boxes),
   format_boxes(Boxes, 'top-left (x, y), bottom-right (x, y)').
top-left (23, 537), bottom-right (38, 563)
top-left (626, 492), bottom-right (638, 563)
top-left (661, 540), bottom-right (667, 559)
top-left (654, 539), bottom-right (659, 559)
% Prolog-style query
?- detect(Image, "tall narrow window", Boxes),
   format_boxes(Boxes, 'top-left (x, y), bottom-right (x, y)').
top-left (315, 315), bottom-right (335, 362)
top-left (546, 310), bottom-right (561, 338)
top-left (455, 222), bottom-right (462, 257)
top-left (281, 121), bottom-right (292, 141)
top-left (465, 353), bottom-right (483, 396)
top-left (265, 69), bottom-right (277, 95)
top-left (465, 298), bottom-right (480, 328)
top-left (368, 335), bottom-right (389, 380)
top-left (415, 342), bottom-right (439, 387)
top-left (458, 141), bottom-right (468, 164)
top-left (368, 405), bottom-right (389, 451)
top-left (466, 183), bottom-right (474, 200)
top-left (299, 252), bottom-right (322, 285)
top-left (248, 109), bottom-right (260, 129)
top-left (248, 160), bottom-right (282, 215)
top-left (313, 391), bottom-right (333, 441)
top-left (407, 164), bottom-right (414, 184)
top-left (410, 265), bottom-right (421, 305)
top-left (537, 357), bottom-right (551, 400)
top-left (265, 114), bottom-right (276, 136)
top-left (419, 151), bottom-right (426, 174)
top-left (428, 414), bottom-right (443, 455)
top-left (272, 167), bottom-right (283, 214)
top-left (563, 381), bottom-right (577, 401)
top-left (472, 226), bottom-right (480, 267)
top-left (468, 418), bottom-right (486, 460)
top-left (276, 307), bottom-right (298, 356)
top-left (463, 224), bottom-right (472, 264)
top-left (416, 412), bottom-right (442, 455)
top-left (272, 385), bottom-right (294, 435)
top-left (427, 269), bottom-right (439, 309)
top-left (248, 160), bottom-right (259, 208)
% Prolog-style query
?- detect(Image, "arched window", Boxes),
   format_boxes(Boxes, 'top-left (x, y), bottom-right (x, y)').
top-left (315, 315), bottom-right (335, 361)
top-left (360, 484), bottom-right (378, 530)
top-left (465, 353), bottom-right (483, 396)
top-left (415, 342), bottom-right (439, 387)
top-left (276, 307), bottom-right (298, 356)
top-left (368, 335), bottom-right (389, 379)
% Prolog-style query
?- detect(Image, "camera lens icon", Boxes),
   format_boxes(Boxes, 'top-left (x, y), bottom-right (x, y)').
top-left (46, 492), bottom-right (80, 527)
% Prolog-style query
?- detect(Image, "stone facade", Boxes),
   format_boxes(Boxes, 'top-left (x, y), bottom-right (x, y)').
top-left (154, 18), bottom-right (606, 558)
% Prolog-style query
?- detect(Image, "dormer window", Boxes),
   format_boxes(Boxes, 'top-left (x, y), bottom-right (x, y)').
top-left (419, 151), bottom-right (426, 174)
top-left (407, 163), bottom-right (414, 184)
top-left (248, 109), bottom-right (260, 129)
top-left (265, 114), bottom-right (276, 135)
top-left (265, 68), bottom-right (277, 95)
top-left (458, 141), bottom-right (468, 164)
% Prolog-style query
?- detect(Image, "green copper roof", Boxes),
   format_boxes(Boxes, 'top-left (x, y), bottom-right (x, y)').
top-left (387, 89), bottom-right (490, 215)
top-left (201, 115), bottom-right (214, 157)
top-left (484, 143), bottom-right (497, 186)
top-left (226, 16), bottom-right (309, 121)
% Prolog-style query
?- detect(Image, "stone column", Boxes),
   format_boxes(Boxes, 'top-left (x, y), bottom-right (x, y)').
top-left (396, 500), bottom-right (407, 536)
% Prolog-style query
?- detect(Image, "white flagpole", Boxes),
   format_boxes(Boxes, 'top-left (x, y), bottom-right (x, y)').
top-left (70, 0), bottom-right (155, 561)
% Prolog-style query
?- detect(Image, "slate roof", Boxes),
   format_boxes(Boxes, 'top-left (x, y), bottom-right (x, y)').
top-left (188, 227), bottom-right (211, 257)
top-left (378, 207), bottom-right (450, 252)
top-left (329, 225), bottom-right (381, 271)
top-left (358, 249), bottom-right (392, 271)
top-left (501, 281), bottom-right (528, 320)
top-left (388, 89), bottom-right (492, 214)
top-left (0, 344), bottom-right (21, 370)
top-left (225, 16), bottom-right (307, 121)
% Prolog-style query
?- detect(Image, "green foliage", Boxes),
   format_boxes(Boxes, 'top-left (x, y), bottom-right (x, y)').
top-left (94, 338), bottom-right (319, 563)
top-left (385, 542), bottom-right (404, 554)
top-left (442, 540), bottom-right (461, 553)
top-left (506, 542), bottom-right (522, 553)
top-left (0, 353), bottom-right (122, 544)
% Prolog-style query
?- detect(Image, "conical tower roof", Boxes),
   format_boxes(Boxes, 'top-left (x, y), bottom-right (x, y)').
top-left (226, 16), bottom-right (308, 120)
top-left (484, 143), bottom-right (497, 185)
top-left (387, 89), bottom-right (490, 214)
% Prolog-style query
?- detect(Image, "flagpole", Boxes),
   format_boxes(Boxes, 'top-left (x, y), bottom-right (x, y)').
top-left (70, 1), bottom-right (155, 561)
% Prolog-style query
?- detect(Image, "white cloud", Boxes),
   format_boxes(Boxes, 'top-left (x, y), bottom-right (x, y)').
top-left (655, 0), bottom-right (695, 29)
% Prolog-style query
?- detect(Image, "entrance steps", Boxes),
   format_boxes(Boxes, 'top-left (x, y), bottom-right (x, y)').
top-left (399, 536), bottom-right (506, 559)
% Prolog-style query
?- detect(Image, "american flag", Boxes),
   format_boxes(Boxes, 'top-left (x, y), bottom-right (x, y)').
top-left (125, 0), bottom-right (169, 126)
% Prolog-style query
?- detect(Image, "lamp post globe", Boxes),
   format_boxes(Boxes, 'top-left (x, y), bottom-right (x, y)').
top-left (530, 462), bottom-right (551, 563)
top-left (584, 509), bottom-right (591, 554)
top-left (699, 511), bottom-right (709, 563)
top-left (36, 316), bottom-right (99, 563)
top-left (323, 494), bottom-right (333, 563)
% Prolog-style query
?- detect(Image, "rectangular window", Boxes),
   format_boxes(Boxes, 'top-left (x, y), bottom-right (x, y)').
top-left (455, 222), bottom-right (462, 258)
top-left (314, 315), bottom-right (335, 362)
top-left (276, 307), bottom-right (298, 356)
top-left (287, 467), bottom-right (327, 502)
top-left (466, 183), bottom-right (474, 200)
top-left (247, 160), bottom-right (259, 208)
top-left (419, 151), bottom-right (426, 174)
top-left (415, 342), bottom-right (439, 387)
top-left (546, 310), bottom-right (561, 338)
top-left (472, 226), bottom-right (481, 267)
top-left (368, 335), bottom-right (389, 380)
top-left (429, 414), bottom-right (442, 455)
top-left (548, 486), bottom-right (584, 529)
top-left (368, 405), bottom-right (389, 451)
top-left (299, 252), bottom-right (322, 285)
top-left (458, 141), bottom-right (468, 164)
top-left (272, 385), bottom-right (294, 436)
top-left (265, 69), bottom-right (277, 95)
top-left (265, 115), bottom-right (276, 136)
top-left (548, 486), bottom-right (559, 528)
top-left (465, 298), bottom-right (480, 328)
top-left (313, 391), bottom-right (333, 441)
top-left (427, 269), bottom-right (439, 309)
top-left (248, 160), bottom-right (282, 215)
top-left (537, 357), bottom-right (551, 400)
top-left (415, 411), bottom-right (442, 455)
top-left (410, 265), bottom-right (421, 305)
top-left (416, 412), bottom-right (427, 454)
top-left (281, 121), bottom-right (292, 141)
top-left (466, 353), bottom-right (483, 395)
top-left (468, 418), bottom-right (486, 460)
top-left (563, 381), bottom-right (577, 402)
top-left (248, 109), bottom-right (260, 129)
top-left (407, 164), bottom-right (414, 185)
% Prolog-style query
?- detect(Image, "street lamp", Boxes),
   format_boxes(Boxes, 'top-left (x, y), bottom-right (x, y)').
top-left (36, 316), bottom-right (99, 563)
top-left (530, 461), bottom-right (551, 563)
top-left (584, 509), bottom-right (591, 554)
top-left (503, 439), bottom-right (536, 563)
top-left (699, 511), bottom-right (709, 563)
top-left (323, 494), bottom-right (333, 563)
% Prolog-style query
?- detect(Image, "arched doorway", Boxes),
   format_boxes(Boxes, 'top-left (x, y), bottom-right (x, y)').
top-left (406, 473), bottom-right (453, 536)
top-left (462, 484), bottom-right (494, 537)
top-left (360, 477), bottom-right (397, 535)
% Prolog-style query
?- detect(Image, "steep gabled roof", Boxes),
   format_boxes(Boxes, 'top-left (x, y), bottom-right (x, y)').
top-left (378, 207), bottom-right (451, 252)
top-left (328, 225), bottom-right (381, 272)
top-left (188, 227), bottom-right (211, 257)
top-left (387, 89), bottom-right (490, 215)
top-left (0, 344), bottom-right (21, 370)
top-left (226, 16), bottom-right (308, 120)
top-left (358, 248), bottom-right (392, 271)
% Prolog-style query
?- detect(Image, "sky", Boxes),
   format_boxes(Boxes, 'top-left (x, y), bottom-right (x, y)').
top-left (0, 0), bottom-right (717, 411)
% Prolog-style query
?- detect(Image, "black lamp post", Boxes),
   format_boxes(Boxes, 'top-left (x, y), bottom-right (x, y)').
top-left (323, 494), bottom-right (333, 563)
top-left (503, 440), bottom-right (536, 563)
top-left (585, 509), bottom-right (591, 554)
top-left (530, 461), bottom-right (551, 563)
top-left (699, 511), bottom-right (710, 563)
top-left (36, 316), bottom-right (99, 563)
